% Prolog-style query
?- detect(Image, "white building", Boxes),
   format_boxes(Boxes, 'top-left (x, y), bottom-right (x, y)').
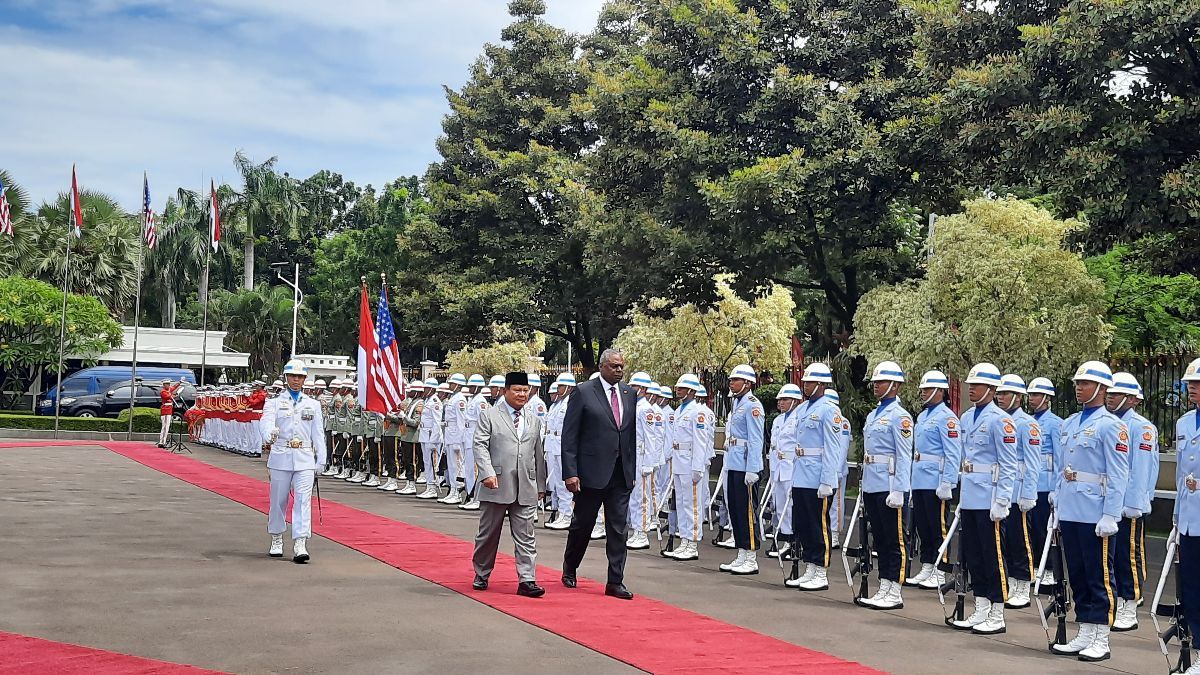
top-left (294, 353), bottom-right (354, 381)
top-left (75, 326), bottom-right (250, 369)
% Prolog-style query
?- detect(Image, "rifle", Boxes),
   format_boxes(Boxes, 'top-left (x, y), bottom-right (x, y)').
top-left (707, 466), bottom-right (727, 544)
top-left (771, 489), bottom-right (794, 575)
top-left (935, 505), bottom-right (967, 627)
top-left (657, 476), bottom-right (677, 556)
top-left (1151, 526), bottom-right (1192, 673)
top-left (841, 471), bottom-right (873, 605)
top-left (1032, 508), bottom-right (1070, 650)
top-left (758, 479), bottom-right (776, 540)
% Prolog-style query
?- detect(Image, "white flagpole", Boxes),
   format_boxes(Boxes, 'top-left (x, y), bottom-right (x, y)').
top-left (52, 205), bottom-right (75, 439)
top-left (127, 175), bottom-right (147, 439)
top-left (200, 179), bottom-right (214, 388)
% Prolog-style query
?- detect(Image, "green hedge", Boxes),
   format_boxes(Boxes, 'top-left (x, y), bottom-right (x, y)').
top-left (0, 410), bottom-right (184, 434)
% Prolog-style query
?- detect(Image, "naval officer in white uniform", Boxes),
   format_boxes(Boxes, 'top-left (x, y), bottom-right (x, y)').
top-left (260, 358), bottom-right (328, 563)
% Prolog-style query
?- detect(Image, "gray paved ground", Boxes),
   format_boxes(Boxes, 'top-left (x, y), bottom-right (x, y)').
top-left (0, 441), bottom-right (1173, 674)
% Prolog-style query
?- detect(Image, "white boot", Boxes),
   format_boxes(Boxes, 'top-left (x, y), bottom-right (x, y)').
top-left (1040, 569), bottom-right (1056, 587)
top-left (443, 490), bottom-right (463, 505)
top-left (458, 496), bottom-right (481, 511)
top-left (799, 565), bottom-right (830, 591)
top-left (590, 521), bottom-right (607, 540)
top-left (868, 578), bottom-right (902, 608)
top-left (336, 466), bottom-right (352, 479)
top-left (716, 531), bottom-right (736, 549)
top-left (951, 597), bottom-right (992, 630)
top-left (731, 550), bottom-right (759, 575)
top-left (397, 480), bottom-right (417, 495)
top-left (906, 563), bottom-right (934, 587)
top-left (1052, 623), bottom-right (1097, 655)
top-left (268, 534), bottom-right (284, 557)
top-left (415, 472), bottom-right (426, 484)
top-left (972, 602), bottom-right (1005, 634)
top-left (627, 531), bottom-right (650, 550)
top-left (1078, 624), bottom-right (1111, 661)
top-left (363, 474), bottom-right (381, 487)
top-left (377, 477), bottom-right (397, 491)
top-left (546, 514), bottom-right (571, 530)
top-left (397, 470), bottom-right (408, 480)
top-left (768, 540), bottom-right (791, 559)
top-left (674, 540), bottom-right (699, 560)
top-left (858, 580), bottom-right (889, 607)
top-left (292, 537), bottom-right (309, 563)
top-left (786, 562), bottom-right (816, 588)
top-left (1006, 579), bottom-right (1031, 608)
top-left (1113, 597), bottom-right (1138, 631)
top-left (720, 549), bottom-right (747, 572)
top-left (416, 484), bottom-right (439, 499)
top-left (348, 471), bottom-right (367, 484)
top-left (830, 532), bottom-right (841, 549)
top-left (321, 465), bottom-right (338, 477)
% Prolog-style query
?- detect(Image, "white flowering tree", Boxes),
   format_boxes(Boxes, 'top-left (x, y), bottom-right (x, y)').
top-left (444, 325), bottom-right (546, 377)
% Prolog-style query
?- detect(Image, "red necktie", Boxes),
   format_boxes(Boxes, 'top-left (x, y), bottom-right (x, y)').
top-left (610, 385), bottom-right (621, 426)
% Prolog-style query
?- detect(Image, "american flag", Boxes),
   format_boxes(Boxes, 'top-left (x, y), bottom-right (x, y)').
top-left (143, 173), bottom-right (156, 249)
top-left (0, 178), bottom-right (12, 237)
top-left (372, 285), bottom-right (405, 410)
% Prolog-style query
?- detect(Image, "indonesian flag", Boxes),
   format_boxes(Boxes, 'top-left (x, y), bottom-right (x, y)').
top-left (209, 180), bottom-right (220, 251)
top-left (357, 283), bottom-right (378, 409)
top-left (70, 165), bottom-right (83, 238)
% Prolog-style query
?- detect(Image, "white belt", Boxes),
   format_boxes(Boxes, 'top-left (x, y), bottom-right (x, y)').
top-left (794, 447), bottom-right (824, 457)
top-left (727, 438), bottom-right (745, 447)
top-left (1016, 461), bottom-right (1025, 479)
top-left (548, 431), bottom-right (560, 437)
top-left (1043, 454), bottom-right (1054, 472)
top-left (864, 453), bottom-right (895, 470)
top-left (673, 443), bottom-right (691, 450)
top-left (961, 461), bottom-right (999, 482)
top-left (913, 452), bottom-right (945, 469)
top-left (1063, 467), bottom-right (1107, 494)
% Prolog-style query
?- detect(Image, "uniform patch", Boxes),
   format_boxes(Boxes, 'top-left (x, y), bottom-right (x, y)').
top-left (646, 413), bottom-right (654, 421)
top-left (697, 414), bottom-right (706, 424)
top-left (1002, 421), bottom-right (1016, 435)
top-left (459, 401), bottom-right (466, 409)
top-left (1139, 443), bottom-right (1152, 451)
top-left (1143, 431), bottom-right (1154, 441)
top-left (751, 408), bottom-right (762, 418)
top-left (1116, 443), bottom-right (1129, 453)
top-left (1003, 436), bottom-right (1017, 444)
top-left (947, 419), bottom-right (958, 430)
top-left (834, 414), bottom-right (844, 425)
top-left (947, 430), bottom-right (959, 438)
top-left (1118, 429), bottom-right (1129, 442)
top-left (901, 418), bottom-right (912, 430)
top-left (900, 429), bottom-right (912, 439)
top-left (1029, 426), bottom-right (1040, 437)
top-left (1029, 438), bottom-right (1040, 446)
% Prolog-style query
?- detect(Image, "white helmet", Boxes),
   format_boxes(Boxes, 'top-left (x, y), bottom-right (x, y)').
top-left (436, 383), bottom-right (452, 394)
top-left (629, 371), bottom-right (653, 388)
top-left (997, 374), bottom-right (1027, 395)
top-left (1109, 371), bottom-right (1140, 397)
top-left (1183, 358), bottom-right (1200, 382)
top-left (695, 384), bottom-right (708, 398)
top-left (408, 379), bottom-right (424, 391)
top-left (729, 363), bottom-right (756, 384)
top-left (467, 374), bottom-right (486, 387)
top-left (826, 389), bottom-right (841, 404)
top-left (1027, 377), bottom-right (1056, 397)
top-left (272, 379), bottom-right (284, 388)
top-left (801, 362), bottom-right (833, 384)
top-left (870, 361), bottom-right (905, 383)
top-left (488, 375), bottom-right (505, 388)
top-left (528, 373), bottom-right (542, 387)
top-left (548, 382), bottom-right (561, 394)
top-left (555, 373), bottom-right (577, 388)
top-left (424, 378), bottom-right (439, 388)
top-left (304, 377), bottom-right (315, 387)
top-left (919, 370), bottom-right (950, 390)
top-left (778, 383), bottom-right (803, 401)
top-left (657, 385), bottom-right (673, 399)
top-left (282, 358), bottom-right (307, 376)
top-left (314, 379), bottom-right (327, 390)
top-left (674, 373), bottom-right (701, 391)
top-left (964, 363), bottom-right (1002, 386)
top-left (449, 373), bottom-right (467, 387)
top-left (1073, 360), bottom-right (1114, 387)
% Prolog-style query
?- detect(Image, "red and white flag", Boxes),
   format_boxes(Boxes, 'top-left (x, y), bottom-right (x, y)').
top-left (70, 165), bottom-right (83, 238)
top-left (209, 180), bottom-right (220, 251)
top-left (357, 283), bottom-right (379, 410)
top-left (0, 178), bottom-right (12, 237)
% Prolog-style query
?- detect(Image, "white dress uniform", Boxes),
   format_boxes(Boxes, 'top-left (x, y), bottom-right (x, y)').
top-left (545, 393), bottom-right (572, 522)
top-left (260, 388), bottom-right (327, 543)
top-left (629, 395), bottom-right (660, 535)
top-left (671, 394), bottom-right (709, 555)
top-left (419, 392), bottom-right (445, 493)
top-left (443, 390), bottom-right (469, 502)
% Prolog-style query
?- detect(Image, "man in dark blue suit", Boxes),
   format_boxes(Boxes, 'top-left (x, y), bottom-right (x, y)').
top-left (560, 349), bottom-right (638, 599)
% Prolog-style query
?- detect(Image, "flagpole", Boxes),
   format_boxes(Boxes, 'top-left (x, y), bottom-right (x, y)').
top-left (52, 218), bottom-right (74, 440)
top-left (127, 176), bottom-right (147, 440)
top-left (200, 248), bottom-right (211, 387)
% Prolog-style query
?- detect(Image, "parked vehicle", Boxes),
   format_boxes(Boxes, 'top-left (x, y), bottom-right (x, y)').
top-left (40, 379), bottom-right (197, 419)
top-left (37, 366), bottom-right (196, 416)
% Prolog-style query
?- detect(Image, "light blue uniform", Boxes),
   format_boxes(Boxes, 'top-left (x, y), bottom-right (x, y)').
top-left (1010, 409), bottom-right (1042, 504)
top-left (912, 402), bottom-right (962, 491)
top-left (1175, 410), bottom-right (1200, 535)
top-left (789, 395), bottom-right (844, 490)
top-left (1033, 409), bottom-right (1063, 493)
top-left (1054, 407), bottom-right (1130, 524)
top-left (1119, 409), bottom-right (1158, 514)
top-left (959, 402), bottom-right (1020, 511)
top-left (862, 399), bottom-right (913, 495)
top-left (724, 393), bottom-right (764, 473)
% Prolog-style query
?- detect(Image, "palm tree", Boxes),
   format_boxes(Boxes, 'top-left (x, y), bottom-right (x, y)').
top-left (232, 151), bottom-right (304, 290)
top-left (24, 190), bottom-right (139, 314)
top-left (144, 187), bottom-right (240, 327)
top-left (219, 283), bottom-right (310, 375)
top-left (0, 170), bottom-right (40, 277)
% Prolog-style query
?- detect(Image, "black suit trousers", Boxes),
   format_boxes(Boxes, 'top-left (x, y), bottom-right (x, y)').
top-left (563, 462), bottom-right (631, 585)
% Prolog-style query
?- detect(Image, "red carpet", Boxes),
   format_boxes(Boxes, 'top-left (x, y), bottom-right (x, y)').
top-left (4, 441), bottom-right (879, 674)
top-left (0, 631), bottom-right (226, 674)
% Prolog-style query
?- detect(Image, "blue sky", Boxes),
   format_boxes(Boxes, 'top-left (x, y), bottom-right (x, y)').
top-left (1, 0), bottom-right (607, 210)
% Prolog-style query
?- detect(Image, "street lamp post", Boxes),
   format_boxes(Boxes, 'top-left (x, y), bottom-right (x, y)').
top-left (566, 320), bottom-right (577, 372)
top-left (271, 262), bottom-right (303, 359)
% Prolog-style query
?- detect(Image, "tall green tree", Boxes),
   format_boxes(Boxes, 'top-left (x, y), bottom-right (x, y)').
top-left (1086, 246), bottom-right (1200, 352)
top-left (232, 151), bottom-right (304, 289)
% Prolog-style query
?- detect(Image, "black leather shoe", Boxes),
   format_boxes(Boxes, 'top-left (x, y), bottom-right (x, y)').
top-left (472, 576), bottom-right (488, 591)
top-left (605, 583), bottom-right (634, 600)
top-left (517, 581), bottom-right (545, 598)
top-left (561, 572), bottom-right (577, 588)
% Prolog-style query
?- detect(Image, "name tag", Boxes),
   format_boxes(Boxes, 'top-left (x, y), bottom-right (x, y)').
top-left (301, 411), bottom-right (314, 421)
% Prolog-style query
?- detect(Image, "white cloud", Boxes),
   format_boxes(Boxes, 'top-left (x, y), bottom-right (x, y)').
top-left (1, 0), bottom-right (606, 209)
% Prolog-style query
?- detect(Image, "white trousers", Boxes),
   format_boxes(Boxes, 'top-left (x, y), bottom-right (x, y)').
top-left (773, 476), bottom-right (793, 536)
top-left (829, 475), bottom-right (847, 534)
top-left (628, 470), bottom-right (658, 533)
top-left (268, 469), bottom-right (315, 539)
top-left (421, 442), bottom-right (440, 486)
top-left (674, 474), bottom-right (703, 541)
top-left (159, 415), bottom-right (172, 445)
top-left (445, 443), bottom-right (465, 489)
top-left (546, 451), bottom-right (572, 517)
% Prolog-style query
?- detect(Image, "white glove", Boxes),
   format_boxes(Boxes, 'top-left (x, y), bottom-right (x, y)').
top-left (744, 472), bottom-right (758, 486)
top-left (1047, 491), bottom-right (1056, 506)
top-left (1096, 514), bottom-right (1119, 537)
top-left (886, 491), bottom-right (904, 509)
top-left (641, 466), bottom-right (654, 476)
top-left (989, 500), bottom-right (1010, 522)
top-left (817, 483), bottom-right (834, 498)
top-left (692, 471), bottom-right (703, 485)
top-left (1019, 498), bottom-right (1037, 513)
top-left (269, 428), bottom-right (280, 443)
top-left (1122, 506), bottom-right (1143, 519)
top-left (936, 483), bottom-right (953, 501)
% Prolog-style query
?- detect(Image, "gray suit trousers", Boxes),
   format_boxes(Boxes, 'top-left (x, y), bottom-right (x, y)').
top-left (472, 501), bottom-right (537, 582)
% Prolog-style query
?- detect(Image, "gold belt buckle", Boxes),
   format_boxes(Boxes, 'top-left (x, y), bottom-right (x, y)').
top-left (288, 437), bottom-right (303, 449)
top-left (777, 450), bottom-right (785, 460)
top-left (962, 461), bottom-right (973, 473)
top-left (1064, 466), bottom-right (1077, 482)
top-left (1187, 474), bottom-right (1197, 492)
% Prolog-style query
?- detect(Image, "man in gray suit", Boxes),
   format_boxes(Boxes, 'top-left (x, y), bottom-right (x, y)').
top-left (471, 371), bottom-right (548, 597)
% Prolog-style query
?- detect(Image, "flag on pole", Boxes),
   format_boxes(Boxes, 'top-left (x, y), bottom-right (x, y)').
top-left (209, 180), bottom-right (220, 251)
top-left (370, 285), bottom-right (405, 412)
top-left (0, 178), bottom-right (12, 237)
top-left (143, 173), bottom-right (157, 249)
top-left (357, 283), bottom-right (378, 410)
top-left (70, 165), bottom-right (83, 238)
